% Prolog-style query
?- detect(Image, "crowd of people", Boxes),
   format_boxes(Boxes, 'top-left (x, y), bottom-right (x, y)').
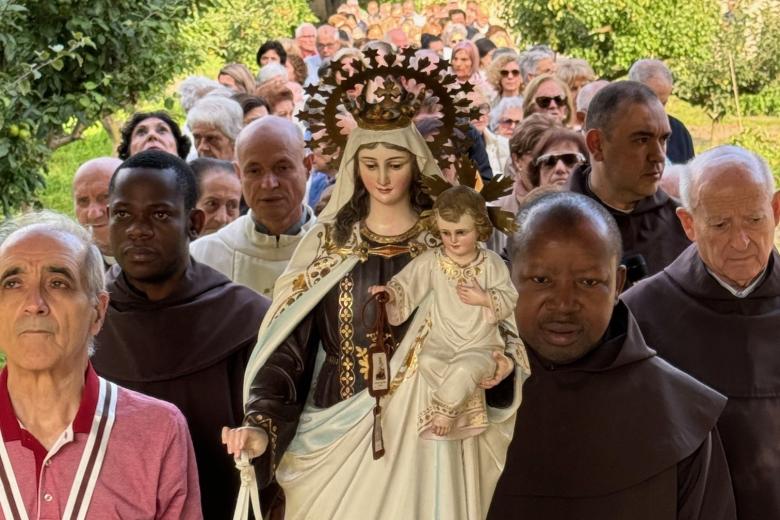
top-left (0, 1), bottom-right (778, 519)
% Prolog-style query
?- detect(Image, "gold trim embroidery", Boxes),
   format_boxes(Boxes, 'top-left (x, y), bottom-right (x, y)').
top-left (360, 220), bottom-right (424, 244)
top-left (417, 391), bottom-right (488, 432)
top-left (247, 414), bottom-right (279, 473)
top-left (436, 248), bottom-right (486, 285)
top-left (488, 287), bottom-right (502, 320)
top-left (338, 275), bottom-right (356, 399)
top-left (271, 224), bottom-right (354, 321)
top-left (389, 316), bottom-right (431, 393)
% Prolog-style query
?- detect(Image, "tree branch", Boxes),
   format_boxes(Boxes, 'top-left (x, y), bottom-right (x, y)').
top-left (47, 121), bottom-right (87, 149)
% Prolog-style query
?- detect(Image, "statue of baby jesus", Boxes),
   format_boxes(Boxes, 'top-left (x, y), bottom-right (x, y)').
top-left (370, 185), bottom-right (518, 438)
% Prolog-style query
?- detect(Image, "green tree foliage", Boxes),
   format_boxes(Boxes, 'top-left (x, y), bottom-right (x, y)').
top-left (501, 0), bottom-right (780, 127)
top-left (183, 0), bottom-right (317, 71)
top-left (0, 0), bottom-right (214, 215)
top-left (674, 5), bottom-right (780, 124)
top-left (501, 0), bottom-right (718, 79)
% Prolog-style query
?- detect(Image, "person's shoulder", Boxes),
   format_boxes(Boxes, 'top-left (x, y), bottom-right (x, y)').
top-left (644, 354), bottom-right (726, 412)
top-left (222, 278), bottom-right (272, 312)
top-left (668, 114), bottom-right (691, 133)
top-left (622, 267), bottom-right (674, 302)
top-left (114, 385), bottom-right (189, 432)
top-left (190, 215), bottom-right (247, 254)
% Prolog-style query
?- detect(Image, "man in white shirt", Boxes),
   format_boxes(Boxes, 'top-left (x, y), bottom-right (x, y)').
top-left (191, 116), bottom-right (314, 297)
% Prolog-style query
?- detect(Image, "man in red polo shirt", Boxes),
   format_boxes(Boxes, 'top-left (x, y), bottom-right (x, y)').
top-left (0, 211), bottom-right (202, 519)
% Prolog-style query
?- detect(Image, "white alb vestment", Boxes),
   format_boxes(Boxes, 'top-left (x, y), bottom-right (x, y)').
top-left (190, 208), bottom-right (315, 298)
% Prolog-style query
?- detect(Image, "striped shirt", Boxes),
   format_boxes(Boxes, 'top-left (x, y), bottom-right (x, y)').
top-left (0, 364), bottom-right (203, 519)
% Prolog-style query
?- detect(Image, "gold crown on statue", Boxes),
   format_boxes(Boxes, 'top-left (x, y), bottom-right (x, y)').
top-left (299, 46), bottom-right (481, 171)
top-left (346, 77), bottom-right (425, 130)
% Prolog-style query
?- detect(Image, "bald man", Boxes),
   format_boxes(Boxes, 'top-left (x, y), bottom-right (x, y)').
top-left (190, 116), bottom-right (314, 297)
top-left (623, 146), bottom-right (780, 518)
top-left (72, 157), bottom-right (122, 260)
top-left (488, 191), bottom-right (735, 519)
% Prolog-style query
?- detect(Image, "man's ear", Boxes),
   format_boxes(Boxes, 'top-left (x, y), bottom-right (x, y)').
top-left (188, 208), bottom-right (205, 239)
top-left (90, 291), bottom-right (110, 337)
top-left (576, 110), bottom-right (586, 128)
top-left (615, 264), bottom-right (627, 297)
top-left (771, 190), bottom-right (780, 226)
top-left (676, 206), bottom-right (696, 242)
top-left (585, 129), bottom-right (604, 162)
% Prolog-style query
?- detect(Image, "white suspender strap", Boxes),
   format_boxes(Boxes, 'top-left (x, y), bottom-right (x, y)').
top-left (61, 377), bottom-right (118, 520)
top-left (0, 426), bottom-right (28, 520)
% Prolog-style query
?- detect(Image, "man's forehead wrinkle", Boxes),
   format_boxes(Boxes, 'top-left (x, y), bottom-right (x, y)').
top-left (3, 226), bottom-right (87, 256)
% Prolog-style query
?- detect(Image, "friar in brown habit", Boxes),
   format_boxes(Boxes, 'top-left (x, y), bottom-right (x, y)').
top-left (92, 151), bottom-right (270, 520)
top-left (623, 145), bottom-right (780, 519)
top-left (489, 191), bottom-right (736, 520)
top-left (568, 80), bottom-right (690, 287)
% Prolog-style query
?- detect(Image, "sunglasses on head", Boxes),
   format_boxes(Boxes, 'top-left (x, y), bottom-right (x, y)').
top-left (500, 69), bottom-right (520, 78)
top-left (534, 95), bottom-right (567, 109)
top-left (534, 152), bottom-right (585, 169)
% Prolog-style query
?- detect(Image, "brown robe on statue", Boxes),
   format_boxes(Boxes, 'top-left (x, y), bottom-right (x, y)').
top-left (568, 165), bottom-right (691, 285)
top-left (623, 245), bottom-right (780, 519)
top-left (488, 303), bottom-right (736, 520)
top-left (92, 259), bottom-right (270, 520)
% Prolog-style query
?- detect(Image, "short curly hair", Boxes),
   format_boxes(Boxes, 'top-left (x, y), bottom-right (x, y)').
top-left (432, 185), bottom-right (493, 242)
top-left (486, 53), bottom-right (521, 95)
top-left (116, 111), bottom-right (191, 160)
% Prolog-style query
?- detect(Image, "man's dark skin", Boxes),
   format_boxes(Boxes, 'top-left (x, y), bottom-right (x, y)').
top-left (489, 193), bottom-right (735, 520)
top-left (100, 157), bottom-right (272, 520)
top-left (512, 216), bottom-right (625, 364)
top-left (109, 167), bottom-right (204, 300)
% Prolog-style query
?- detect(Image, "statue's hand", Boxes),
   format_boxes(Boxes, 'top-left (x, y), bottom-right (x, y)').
top-left (478, 351), bottom-right (514, 389)
top-left (221, 426), bottom-right (269, 460)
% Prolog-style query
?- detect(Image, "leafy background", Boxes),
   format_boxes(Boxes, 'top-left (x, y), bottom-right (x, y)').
top-left (1, 0), bottom-right (779, 218)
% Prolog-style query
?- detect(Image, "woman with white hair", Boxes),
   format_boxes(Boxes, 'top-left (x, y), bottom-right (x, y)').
top-left (186, 95), bottom-right (244, 160)
top-left (177, 75), bottom-right (234, 113)
top-left (490, 96), bottom-right (525, 138)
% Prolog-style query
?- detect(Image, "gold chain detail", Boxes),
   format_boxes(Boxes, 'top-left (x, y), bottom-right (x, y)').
top-left (338, 275), bottom-right (356, 399)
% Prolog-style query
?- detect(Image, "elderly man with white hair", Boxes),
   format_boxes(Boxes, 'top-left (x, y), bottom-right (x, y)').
top-left (518, 47), bottom-right (557, 86)
top-left (628, 59), bottom-right (695, 164)
top-left (0, 211), bottom-right (201, 518)
top-left (623, 145), bottom-right (780, 519)
top-left (187, 95), bottom-right (244, 161)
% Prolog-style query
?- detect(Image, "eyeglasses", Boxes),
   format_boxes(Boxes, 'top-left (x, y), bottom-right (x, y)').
top-left (500, 69), bottom-right (520, 78)
top-left (534, 152), bottom-right (586, 169)
top-left (534, 95), bottom-right (567, 109)
top-left (499, 118), bottom-right (521, 127)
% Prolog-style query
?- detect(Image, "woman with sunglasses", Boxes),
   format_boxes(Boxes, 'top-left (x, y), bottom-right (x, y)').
top-left (521, 74), bottom-right (575, 127)
top-left (486, 54), bottom-right (523, 105)
top-left (527, 127), bottom-right (588, 188)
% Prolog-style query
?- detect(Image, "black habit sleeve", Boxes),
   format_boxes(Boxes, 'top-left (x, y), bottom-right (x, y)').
top-left (677, 427), bottom-right (736, 520)
top-left (244, 314), bottom-right (319, 487)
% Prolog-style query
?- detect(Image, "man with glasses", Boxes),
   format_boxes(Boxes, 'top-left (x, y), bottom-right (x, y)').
top-left (569, 81), bottom-right (690, 287)
top-left (305, 24), bottom-right (341, 85)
